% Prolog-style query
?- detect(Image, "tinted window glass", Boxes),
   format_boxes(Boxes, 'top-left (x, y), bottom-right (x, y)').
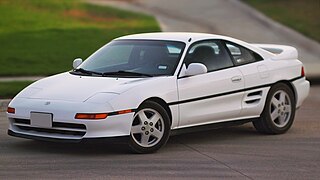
top-left (167, 45), bottom-right (182, 54)
top-left (86, 45), bottom-right (133, 68)
top-left (79, 40), bottom-right (185, 76)
top-left (226, 42), bottom-right (263, 65)
top-left (185, 40), bottom-right (234, 72)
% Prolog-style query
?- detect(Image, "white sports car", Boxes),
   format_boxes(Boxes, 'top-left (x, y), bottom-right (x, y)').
top-left (7, 33), bottom-right (310, 153)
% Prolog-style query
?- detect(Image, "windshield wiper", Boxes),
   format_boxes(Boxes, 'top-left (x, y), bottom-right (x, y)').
top-left (73, 68), bottom-right (102, 76)
top-left (102, 70), bottom-right (153, 77)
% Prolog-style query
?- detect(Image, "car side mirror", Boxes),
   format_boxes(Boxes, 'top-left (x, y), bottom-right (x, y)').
top-left (184, 63), bottom-right (207, 77)
top-left (73, 58), bottom-right (83, 69)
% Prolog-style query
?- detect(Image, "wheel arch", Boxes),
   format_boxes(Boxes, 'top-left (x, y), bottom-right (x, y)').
top-left (273, 80), bottom-right (297, 105)
top-left (139, 97), bottom-right (173, 125)
top-left (254, 80), bottom-right (297, 134)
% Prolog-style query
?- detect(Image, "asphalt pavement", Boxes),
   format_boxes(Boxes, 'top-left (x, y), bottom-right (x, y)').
top-left (0, 86), bottom-right (319, 179)
top-left (89, 0), bottom-right (320, 78)
top-left (1, 0), bottom-right (319, 179)
top-left (2, 0), bottom-right (319, 82)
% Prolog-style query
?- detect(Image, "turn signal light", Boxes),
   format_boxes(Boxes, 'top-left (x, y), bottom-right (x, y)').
top-left (75, 113), bottom-right (108, 120)
top-left (7, 107), bottom-right (15, 114)
top-left (75, 109), bottom-right (133, 120)
top-left (118, 109), bottom-right (132, 114)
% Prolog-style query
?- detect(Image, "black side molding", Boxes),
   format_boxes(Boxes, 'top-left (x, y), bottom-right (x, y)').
top-left (168, 75), bottom-right (304, 106)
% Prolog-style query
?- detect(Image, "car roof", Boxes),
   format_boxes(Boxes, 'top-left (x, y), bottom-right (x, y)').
top-left (116, 32), bottom-right (274, 58)
top-left (116, 32), bottom-right (229, 43)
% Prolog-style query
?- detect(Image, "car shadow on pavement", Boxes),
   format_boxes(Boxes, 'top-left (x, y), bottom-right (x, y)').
top-left (9, 124), bottom-right (260, 155)
top-left (11, 140), bottom-right (131, 155)
top-left (170, 124), bottom-right (260, 144)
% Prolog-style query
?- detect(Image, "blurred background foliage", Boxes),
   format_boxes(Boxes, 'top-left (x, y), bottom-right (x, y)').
top-left (0, 0), bottom-right (160, 76)
top-left (245, 0), bottom-right (320, 42)
top-left (1, 0), bottom-right (318, 98)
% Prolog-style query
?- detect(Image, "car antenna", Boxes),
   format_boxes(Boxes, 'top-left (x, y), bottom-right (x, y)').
top-left (188, 38), bottom-right (192, 42)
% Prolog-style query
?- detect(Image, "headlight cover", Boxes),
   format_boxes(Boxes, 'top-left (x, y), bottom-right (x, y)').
top-left (84, 92), bottom-right (119, 104)
top-left (16, 87), bottom-right (42, 98)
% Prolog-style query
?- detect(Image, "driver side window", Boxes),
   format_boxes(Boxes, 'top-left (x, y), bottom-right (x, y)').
top-left (184, 40), bottom-right (234, 72)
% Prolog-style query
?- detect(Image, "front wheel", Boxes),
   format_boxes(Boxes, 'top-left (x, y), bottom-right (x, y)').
top-left (129, 101), bottom-right (170, 153)
top-left (253, 83), bottom-right (296, 134)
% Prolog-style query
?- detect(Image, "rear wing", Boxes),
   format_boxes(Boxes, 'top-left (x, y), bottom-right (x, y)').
top-left (252, 44), bottom-right (298, 60)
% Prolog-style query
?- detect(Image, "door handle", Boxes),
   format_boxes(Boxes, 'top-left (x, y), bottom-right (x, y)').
top-left (231, 76), bottom-right (242, 83)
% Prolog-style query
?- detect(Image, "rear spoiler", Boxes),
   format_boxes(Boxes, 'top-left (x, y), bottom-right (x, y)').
top-left (252, 44), bottom-right (298, 60)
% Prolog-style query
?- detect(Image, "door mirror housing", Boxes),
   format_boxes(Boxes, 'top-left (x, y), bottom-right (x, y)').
top-left (73, 58), bottom-right (83, 69)
top-left (183, 63), bottom-right (207, 77)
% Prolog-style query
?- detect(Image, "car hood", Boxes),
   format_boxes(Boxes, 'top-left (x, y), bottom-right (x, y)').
top-left (16, 72), bottom-right (153, 102)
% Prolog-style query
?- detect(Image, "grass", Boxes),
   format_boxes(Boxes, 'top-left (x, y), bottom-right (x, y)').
top-left (0, 0), bottom-right (160, 76)
top-left (244, 0), bottom-right (320, 42)
top-left (0, 81), bottom-right (34, 99)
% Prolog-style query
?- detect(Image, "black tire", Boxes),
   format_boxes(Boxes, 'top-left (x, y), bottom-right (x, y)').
top-left (129, 101), bottom-right (170, 153)
top-left (253, 83), bottom-right (296, 134)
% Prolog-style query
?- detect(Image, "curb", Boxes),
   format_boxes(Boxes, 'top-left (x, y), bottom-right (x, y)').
top-left (89, 0), bottom-right (320, 79)
top-left (0, 76), bottom-right (45, 82)
top-left (0, 99), bottom-right (10, 112)
top-left (234, 0), bottom-right (320, 54)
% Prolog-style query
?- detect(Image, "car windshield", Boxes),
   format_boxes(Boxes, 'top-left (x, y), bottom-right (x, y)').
top-left (73, 40), bottom-right (185, 77)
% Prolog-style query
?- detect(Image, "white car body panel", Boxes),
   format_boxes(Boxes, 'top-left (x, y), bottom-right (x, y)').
top-left (177, 67), bottom-right (244, 127)
top-left (253, 44), bottom-right (298, 60)
top-left (292, 77), bottom-right (310, 108)
top-left (7, 32), bottom-right (310, 141)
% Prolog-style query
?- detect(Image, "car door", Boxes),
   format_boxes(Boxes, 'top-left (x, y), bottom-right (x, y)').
top-left (224, 41), bottom-right (271, 118)
top-left (177, 40), bottom-right (244, 127)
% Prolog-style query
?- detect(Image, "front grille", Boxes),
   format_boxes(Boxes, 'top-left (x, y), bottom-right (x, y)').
top-left (12, 118), bottom-right (86, 137)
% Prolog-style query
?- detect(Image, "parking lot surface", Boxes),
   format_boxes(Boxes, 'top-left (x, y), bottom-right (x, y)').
top-left (0, 86), bottom-right (319, 179)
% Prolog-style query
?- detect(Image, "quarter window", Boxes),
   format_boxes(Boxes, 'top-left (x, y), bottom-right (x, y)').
top-left (225, 42), bottom-right (263, 65)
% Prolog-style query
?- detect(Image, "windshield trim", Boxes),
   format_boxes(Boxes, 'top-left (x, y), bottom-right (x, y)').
top-left (72, 39), bottom-right (186, 78)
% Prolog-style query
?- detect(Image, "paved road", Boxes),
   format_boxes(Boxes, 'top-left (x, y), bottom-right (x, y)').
top-left (2, 0), bottom-right (319, 82)
top-left (1, 1), bottom-right (319, 179)
top-left (0, 86), bottom-right (319, 179)
top-left (89, 0), bottom-right (320, 78)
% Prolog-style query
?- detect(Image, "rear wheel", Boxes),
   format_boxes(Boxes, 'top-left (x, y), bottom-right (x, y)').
top-left (253, 83), bottom-right (295, 134)
top-left (129, 101), bottom-right (170, 153)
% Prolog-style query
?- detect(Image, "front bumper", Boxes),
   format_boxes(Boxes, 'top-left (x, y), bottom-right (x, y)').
top-left (8, 130), bottom-right (129, 143)
top-left (7, 98), bottom-right (135, 141)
